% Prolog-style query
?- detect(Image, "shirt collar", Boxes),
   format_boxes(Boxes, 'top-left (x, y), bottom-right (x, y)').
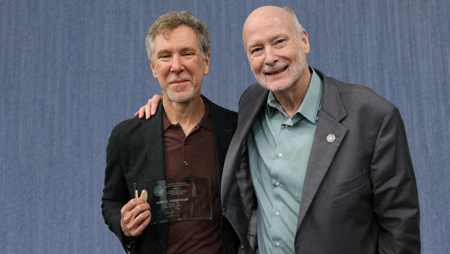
top-left (163, 98), bottom-right (213, 132)
top-left (266, 67), bottom-right (323, 124)
top-left (198, 100), bottom-right (213, 131)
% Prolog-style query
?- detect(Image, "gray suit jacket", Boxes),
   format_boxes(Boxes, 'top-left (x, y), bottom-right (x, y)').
top-left (102, 96), bottom-right (239, 254)
top-left (221, 69), bottom-right (420, 254)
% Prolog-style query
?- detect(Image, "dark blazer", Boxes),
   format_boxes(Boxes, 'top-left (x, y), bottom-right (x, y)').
top-left (221, 69), bottom-right (420, 254)
top-left (102, 96), bottom-right (239, 254)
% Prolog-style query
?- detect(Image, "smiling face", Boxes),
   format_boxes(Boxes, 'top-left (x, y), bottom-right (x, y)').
top-left (150, 25), bottom-right (210, 103)
top-left (243, 6), bottom-right (310, 93)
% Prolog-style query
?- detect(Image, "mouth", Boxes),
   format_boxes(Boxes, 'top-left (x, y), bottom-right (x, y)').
top-left (265, 66), bottom-right (288, 75)
top-left (170, 79), bottom-right (190, 84)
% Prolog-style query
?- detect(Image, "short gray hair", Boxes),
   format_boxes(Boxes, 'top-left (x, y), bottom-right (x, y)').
top-left (145, 11), bottom-right (210, 64)
top-left (283, 6), bottom-right (305, 38)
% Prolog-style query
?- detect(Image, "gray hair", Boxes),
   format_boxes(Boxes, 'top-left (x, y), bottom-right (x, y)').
top-left (283, 6), bottom-right (305, 38)
top-left (145, 11), bottom-right (210, 64)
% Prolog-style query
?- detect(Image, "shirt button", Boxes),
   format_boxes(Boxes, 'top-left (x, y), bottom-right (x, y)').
top-left (275, 211), bottom-right (280, 216)
top-left (276, 242), bottom-right (281, 247)
top-left (184, 160), bottom-right (188, 166)
top-left (275, 181), bottom-right (280, 186)
top-left (278, 153), bottom-right (283, 158)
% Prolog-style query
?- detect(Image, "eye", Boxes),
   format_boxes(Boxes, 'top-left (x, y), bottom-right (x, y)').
top-left (251, 48), bottom-right (262, 54)
top-left (275, 39), bottom-right (285, 44)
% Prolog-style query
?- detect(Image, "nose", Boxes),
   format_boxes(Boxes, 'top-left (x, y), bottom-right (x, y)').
top-left (264, 47), bottom-right (279, 66)
top-left (170, 55), bottom-right (184, 73)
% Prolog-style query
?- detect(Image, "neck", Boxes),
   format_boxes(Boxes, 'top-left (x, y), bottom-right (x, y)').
top-left (162, 94), bottom-right (205, 136)
top-left (273, 66), bottom-right (312, 118)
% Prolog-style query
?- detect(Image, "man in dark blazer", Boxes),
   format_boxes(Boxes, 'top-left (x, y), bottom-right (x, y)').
top-left (101, 12), bottom-right (238, 254)
top-left (220, 6), bottom-right (420, 254)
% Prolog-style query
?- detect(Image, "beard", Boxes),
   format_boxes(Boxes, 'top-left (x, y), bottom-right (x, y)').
top-left (254, 51), bottom-right (306, 93)
top-left (160, 72), bottom-right (199, 103)
top-left (166, 85), bottom-right (196, 103)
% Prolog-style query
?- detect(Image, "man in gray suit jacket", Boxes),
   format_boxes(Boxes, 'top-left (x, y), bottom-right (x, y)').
top-left (137, 5), bottom-right (420, 254)
top-left (221, 6), bottom-right (420, 254)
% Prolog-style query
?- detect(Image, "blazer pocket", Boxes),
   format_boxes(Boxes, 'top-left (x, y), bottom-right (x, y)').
top-left (325, 170), bottom-right (367, 200)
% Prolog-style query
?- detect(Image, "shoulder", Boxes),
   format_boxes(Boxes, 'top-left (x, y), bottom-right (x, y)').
top-left (238, 83), bottom-right (269, 114)
top-left (203, 95), bottom-right (237, 121)
top-left (337, 80), bottom-right (392, 108)
top-left (320, 70), bottom-right (396, 117)
top-left (108, 117), bottom-right (150, 148)
top-left (240, 83), bottom-right (267, 101)
top-left (110, 117), bottom-right (145, 136)
top-left (110, 102), bottom-right (164, 139)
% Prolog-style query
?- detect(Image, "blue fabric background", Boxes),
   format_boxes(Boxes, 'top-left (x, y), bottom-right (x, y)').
top-left (1, 0), bottom-right (449, 253)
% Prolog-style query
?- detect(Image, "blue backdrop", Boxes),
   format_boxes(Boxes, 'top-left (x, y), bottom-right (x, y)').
top-left (1, 0), bottom-right (449, 253)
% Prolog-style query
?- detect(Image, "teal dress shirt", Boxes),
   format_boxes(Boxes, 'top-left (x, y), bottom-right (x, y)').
top-left (247, 68), bottom-right (323, 254)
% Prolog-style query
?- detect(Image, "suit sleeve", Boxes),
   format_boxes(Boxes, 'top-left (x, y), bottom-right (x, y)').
top-left (101, 124), bottom-right (134, 252)
top-left (370, 105), bottom-right (420, 253)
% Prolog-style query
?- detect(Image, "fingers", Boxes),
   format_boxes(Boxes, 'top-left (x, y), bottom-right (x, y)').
top-left (121, 199), bottom-right (151, 237)
top-left (123, 199), bottom-right (151, 222)
top-left (133, 210), bottom-right (152, 236)
top-left (135, 106), bottom-right (146, 119)
top-left (140, 189), bottom-right (148, 202)
top-left (121, 198), bottom-right (145, 214)
top-left (150, 94), bottom-right (162, 117)
top-left (138, 106), bottom-right (146, 119)
top-left (144, 99), bottom-right (152, 119)
top-left (135, 94), bottom-right (163, 120)
top-left (127, 209), bottom-right (151, 237)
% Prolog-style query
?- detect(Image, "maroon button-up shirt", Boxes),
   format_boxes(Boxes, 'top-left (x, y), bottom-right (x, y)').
top-left (162, 102), bottom-right (223, 254)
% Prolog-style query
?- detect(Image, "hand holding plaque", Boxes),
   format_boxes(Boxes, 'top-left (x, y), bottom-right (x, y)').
top-left (134, 176), bottom-right (212, 224)
top-left (120, 193), bottom-right (151, 237)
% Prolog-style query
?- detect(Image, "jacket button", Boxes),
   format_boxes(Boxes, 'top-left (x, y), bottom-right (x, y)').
top-left (157, 246), bottom-right (162, 251)
top-left (241, 245), bottom-right (245, 250)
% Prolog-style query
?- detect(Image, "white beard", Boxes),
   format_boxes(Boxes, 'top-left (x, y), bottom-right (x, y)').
top-left (166, 86), bottom-right (196, 103)
top-left (255, 50), bottom-right (306, 93)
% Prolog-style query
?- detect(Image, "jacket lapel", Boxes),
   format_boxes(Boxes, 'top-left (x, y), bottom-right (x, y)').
top-left (140, 101), bottom-right (168, 251)
top-left (237, 83), bottom-right (269, 142)
top-left (142, 101), bottom-right (166, 181)
top-left (205, 96), bottom-right (235, 196)
top-left (235, 84), bottom-right (268, 215)
top-left (221, 83), bottom-right (268, 225)
top-left (296, 71), bottom-right (348, 230)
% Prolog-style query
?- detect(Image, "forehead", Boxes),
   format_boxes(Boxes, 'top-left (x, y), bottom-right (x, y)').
top-left (154, 25), bottom-right (201, 51)
top-left (243, 11), bottom-right (296, 46)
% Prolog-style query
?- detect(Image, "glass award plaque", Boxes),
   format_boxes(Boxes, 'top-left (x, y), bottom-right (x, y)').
top-left (134, 176), bottom-right (212, 225)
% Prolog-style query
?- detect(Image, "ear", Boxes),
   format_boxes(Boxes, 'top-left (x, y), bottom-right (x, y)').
top-left (149, 59), bottom-right (158, 78)
top-left (203, 52), bottom-right (211, 75)
top-left (301, 30), bottom-right (310, 55)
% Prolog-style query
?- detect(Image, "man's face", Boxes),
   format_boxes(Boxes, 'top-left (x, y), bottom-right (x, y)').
top-left (243, 7), bottom-right (310, 93)
top-left (150, 25), bottom-right (210, 103)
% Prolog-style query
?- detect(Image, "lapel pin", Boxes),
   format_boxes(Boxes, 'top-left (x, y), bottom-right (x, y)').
top-left (327, 134), bottom-right (336, 143)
